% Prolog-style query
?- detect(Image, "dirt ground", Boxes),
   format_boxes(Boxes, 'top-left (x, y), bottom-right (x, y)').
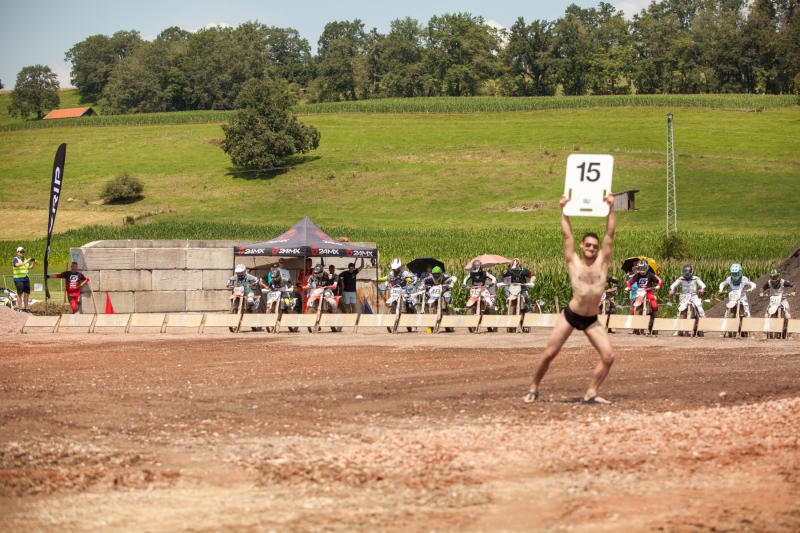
top-left (1, 330), bottom-right (799, 532)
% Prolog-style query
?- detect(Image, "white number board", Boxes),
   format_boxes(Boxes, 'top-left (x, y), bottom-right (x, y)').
top-left (563, 154), bottom-right (614, 217)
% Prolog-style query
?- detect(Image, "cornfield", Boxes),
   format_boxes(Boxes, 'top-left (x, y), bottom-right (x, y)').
top-left (2, 94), bottom-right (795, 132)
top-left (3, 222), bottom-right (793, 317)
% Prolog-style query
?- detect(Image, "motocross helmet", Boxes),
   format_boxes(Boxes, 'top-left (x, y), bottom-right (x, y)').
top-left (730, 263), bottom-right (742, 282)
top-left (636, 259), bottom-right (649, 275)
top-left (313, 264), bottom-right (324, 279)
top-left (471, 260), bottom-right (482, 273)
top-left (235, 264), bottom-right (247, 278)
top-left (432, 266), bottom-right (443, 282)
top-left (270, 267), bottom-right (281, 284)
top-left (682, 264), bottom-right (693, 280)
top-left (390, 258), bottom-right (402, 272)
top-left (510, 258), bottom-right (521, 271)
top-left (770, 268), bottom-right (781, 282)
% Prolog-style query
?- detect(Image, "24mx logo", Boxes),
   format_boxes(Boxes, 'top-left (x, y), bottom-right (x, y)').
top-left (240, 248), bottom-right (265, 255)
top-left (278, 248), bottom-right (301, 254)
top-left (312, 248), bottom-right (340, 255)
top-left (349, 250), bottom-right (374, 257)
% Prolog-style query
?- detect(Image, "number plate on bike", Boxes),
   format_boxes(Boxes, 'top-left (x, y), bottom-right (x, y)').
top-left (563, 154), bottom-right (614, 217)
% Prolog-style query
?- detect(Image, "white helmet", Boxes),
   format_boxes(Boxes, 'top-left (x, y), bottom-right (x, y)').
top-left (234, 264), bottom-right (246, 274)
top-left (390, 258), bottom-right (402, 270)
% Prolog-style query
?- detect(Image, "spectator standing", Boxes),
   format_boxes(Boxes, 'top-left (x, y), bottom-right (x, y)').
top-left (296, 258), bottom-right (315, 312)
top-left (48, 262), bottom-right (90, 314)
top-left (339, 259), bottom-right (364, 313)
top-left (326, 265), bottom-right (340, 295)
top-left (12, 246), bottom-right (36, 312)
top-left (276, 258), bottom-right (291, 283)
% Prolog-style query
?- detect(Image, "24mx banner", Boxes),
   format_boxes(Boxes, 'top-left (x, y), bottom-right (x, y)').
top-left (44, 143), bottom-right (66, 300)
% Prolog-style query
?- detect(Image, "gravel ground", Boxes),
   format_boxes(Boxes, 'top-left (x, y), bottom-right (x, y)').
top-left (1, 332), bottom-right (799, 532)
top-left (0, 306), bottom-right (26, 335)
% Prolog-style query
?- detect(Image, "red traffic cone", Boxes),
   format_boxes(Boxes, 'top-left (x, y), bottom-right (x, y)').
top-left (104, 292), bottom-right (115, 314)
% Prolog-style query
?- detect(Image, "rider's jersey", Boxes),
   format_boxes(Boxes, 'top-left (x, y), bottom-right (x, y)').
top-left (762, 278), bottom-right (796, 296)
top-left (424, 274), bottom-right (456, 288)
top-left (500, 268), bottom-right (532, 284)
top-left (719, 276), bottom-right (756, 294)
top-left (387, 269), bottom-right (416, 287)
top-left (229, 273), bottom-right (259, 296)
top-left (627, 272), bottom-right (662, 292)
top-left (463, 271), bottom-right (496, 287)
top-left (267, 278), bottom-right (292, 292)
top-left (307, 273), bottom-right (330, 289)
top-left (670, 276), bottom-right (706, 294)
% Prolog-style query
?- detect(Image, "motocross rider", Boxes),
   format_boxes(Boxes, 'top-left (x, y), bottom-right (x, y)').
top-left (625, 259), bottom-right (663, 315)
top-left (424, 266), bottom-right (457, 305)
top-left (229, 264), bottom-right (267, 309)
top-left (718, 263), bottom-right (756, 317)
top-left (760, 268), bottom-right (796, 318)
top-left (604, 275), bottom-right (623, 314)
top-left (267, 266), bottom-right (297, 312)
top-left (668, 264), bottom-right (706, 317)
top-left (306, 264), bottom-right (330, 289)
top-left (463, 260), bottom-right (498, 310)
top-left (500, 258), bottom-right (534, 312)
top-left (386, 258), bottom-right (417, 288)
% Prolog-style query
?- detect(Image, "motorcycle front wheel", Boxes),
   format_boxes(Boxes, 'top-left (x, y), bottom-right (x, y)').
top-left (305, 305), bottom-right (317, 333)
top-left (229, 305), bottom-right (240, 333)
top-left (330, 306), bottom-right (343, 332)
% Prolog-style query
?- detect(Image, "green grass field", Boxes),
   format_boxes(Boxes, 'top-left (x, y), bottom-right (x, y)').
top-left (0, 89), bottom-right (97, 128)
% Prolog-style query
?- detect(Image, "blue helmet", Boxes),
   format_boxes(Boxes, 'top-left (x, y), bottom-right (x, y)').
top-left (730, 263), bottom-right (742, 282)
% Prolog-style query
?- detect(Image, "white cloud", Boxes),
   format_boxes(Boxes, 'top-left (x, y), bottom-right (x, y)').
top-left (52, 64), bottom-right (73, 89)
top-left (615, 0), bottom-right (650, 18)
top-left (196, 22), bottom-right (232, 31)
top-left (485, 19), bottom-right (505, 31)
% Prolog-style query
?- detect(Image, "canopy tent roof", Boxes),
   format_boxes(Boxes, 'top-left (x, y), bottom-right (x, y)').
top-left (233, 217), bottom-right (378, 258)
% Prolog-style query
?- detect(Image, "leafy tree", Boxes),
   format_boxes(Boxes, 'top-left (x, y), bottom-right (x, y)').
top-left (381, 18), bottom-right (431, 97)
top-left (0, 80), bottom-right (3, 90)
top-left (424, 13), bottom-right (500, 96)
top-left (315, 20), bottom-right (368, 101)
top-left (7, 65), bottom-right (60, 119)
top-left (552, 14), bottom-right (593, 95)
top-left (263, 26), bottom-right (314, 86)
top-left (221, 78), bottom-right (320, 169)
top-left (65, 30), bottom-right (143, 99)
top-left (501, 17), bottom-right (557, 96)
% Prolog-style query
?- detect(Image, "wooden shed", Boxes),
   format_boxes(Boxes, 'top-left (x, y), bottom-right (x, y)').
top-left (613, 189), bottom-right (639, 211)
top-left (42, 107), bottom-right (97, 120)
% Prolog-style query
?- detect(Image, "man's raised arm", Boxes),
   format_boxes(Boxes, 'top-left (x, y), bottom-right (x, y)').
top-left (559, 196), bottom-right (575, 262)
top-left (601, 193), bottom-right (616, 265)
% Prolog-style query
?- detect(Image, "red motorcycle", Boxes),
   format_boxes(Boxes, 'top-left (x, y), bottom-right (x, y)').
top-left (304, 283), bottom-right (343, 332)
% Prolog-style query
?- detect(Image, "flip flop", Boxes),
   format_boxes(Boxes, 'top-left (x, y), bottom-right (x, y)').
top-left (522, 390), bottom-right (539, 403)
top-left (581, 395), bottom-right (612, 405)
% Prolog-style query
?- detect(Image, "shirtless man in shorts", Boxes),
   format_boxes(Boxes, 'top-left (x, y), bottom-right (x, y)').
top-left (523, 193), bottom-right (616, 405)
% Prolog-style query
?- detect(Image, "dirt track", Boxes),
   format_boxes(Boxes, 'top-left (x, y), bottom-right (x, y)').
top-left (1, 331), bottom-right (799, 532)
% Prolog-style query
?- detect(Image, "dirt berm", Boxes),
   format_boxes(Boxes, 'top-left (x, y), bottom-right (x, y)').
top-left (707, 241), bottom-right (800, 317)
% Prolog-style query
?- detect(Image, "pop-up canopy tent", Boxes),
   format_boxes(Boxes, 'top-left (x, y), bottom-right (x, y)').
top-left (233, 217), bottom-right (378, 259)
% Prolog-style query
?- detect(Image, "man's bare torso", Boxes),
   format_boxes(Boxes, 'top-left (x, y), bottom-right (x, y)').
top-left (567, 257), bottom-right (608, 316)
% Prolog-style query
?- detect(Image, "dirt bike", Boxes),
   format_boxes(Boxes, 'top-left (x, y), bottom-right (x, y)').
top-left (630, 286), bottom-right (653, 335)
top-left (499, 280), bottom-right (538, 333)
top-left (384, 281), bottom-right (419, 333)
top-left (465, 284), bottom-right (496, 333)
top-left (763, 289), bottom-right (789, 340)
top-left (676, 292), bottom-right (702, 337)
top-left (426, 283), bottom-right (455, 333)
top-left (265, 287), bottom-right (299, 333)
top-left (305, 283), bottom-right (342, 333)
top-left (1, 287), bottom-right (19, 311)
top-left (228, 285), bottom-right (262, 333)
top-left (721, 289), bottom-right (748, 338)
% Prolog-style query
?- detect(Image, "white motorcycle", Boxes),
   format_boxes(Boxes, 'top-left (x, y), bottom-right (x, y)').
top-left (1, 287), bottom-right (19, 311)
top-left (426, 283), bottom-right (455, 333)
top-left (676, 292), bottom-right (702, 337)
top-left (499, 280), bottom-right (539, 333)
top-left (228, 285), bottom-right (262, 333)
top-left (465, 284), bottom-right (496, 333)
top-left (265, 287), bottom-right (299, 333)
top-left (305, 283), bottom-right (342, 333)
top-left (722, 289), bottom-right (748, 338)
top-left (762, 289), bottom-right (789, 340)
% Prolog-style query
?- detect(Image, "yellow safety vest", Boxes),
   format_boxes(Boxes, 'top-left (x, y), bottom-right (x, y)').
top-left (12, 257), bottom-right (30, 279)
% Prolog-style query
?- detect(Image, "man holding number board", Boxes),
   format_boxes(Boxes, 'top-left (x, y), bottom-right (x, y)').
top-left (524, 155), bottom-right (616, 404)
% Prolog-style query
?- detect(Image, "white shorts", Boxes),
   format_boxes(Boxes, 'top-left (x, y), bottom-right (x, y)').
top-left (342, 291), bottom-right (358, 304)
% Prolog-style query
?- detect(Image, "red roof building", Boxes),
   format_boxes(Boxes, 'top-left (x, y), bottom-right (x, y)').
top-left (42, 107), bottom-right (97, 120)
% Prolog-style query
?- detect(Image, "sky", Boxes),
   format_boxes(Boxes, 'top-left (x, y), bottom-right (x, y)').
top-left (0, 0), bottom-right (652, 90)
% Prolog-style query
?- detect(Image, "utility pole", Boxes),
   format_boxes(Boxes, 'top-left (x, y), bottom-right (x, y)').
top-left (666, 114), bottom-right (678, 236)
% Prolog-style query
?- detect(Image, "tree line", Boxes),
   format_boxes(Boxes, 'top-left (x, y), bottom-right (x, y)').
top-left (7, 0), bottom-right (800, 119)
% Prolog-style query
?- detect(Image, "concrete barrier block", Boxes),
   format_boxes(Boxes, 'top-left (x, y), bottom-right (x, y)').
top-left (135, 248), bottom-right (187, 269)
top-left (203, 270), bottom-right (233, 290)
top-left (135, 291), bottom-right (186, 313)
top-left (152, 270), bottom-right (202, 291)
top-left (97, 270), bottom-right (152, 292)
top-left (83, 248), bottom-right (135, 270)
top-left (186, 290), bottom-right (229, 312)
top-left (82, 291), bottom-right (135, 314)
top-left (188, 249), bottom-right (233, 270)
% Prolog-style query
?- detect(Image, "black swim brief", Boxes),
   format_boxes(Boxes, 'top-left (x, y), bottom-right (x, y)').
top-left (564, 305), bottom-right (598, 331)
